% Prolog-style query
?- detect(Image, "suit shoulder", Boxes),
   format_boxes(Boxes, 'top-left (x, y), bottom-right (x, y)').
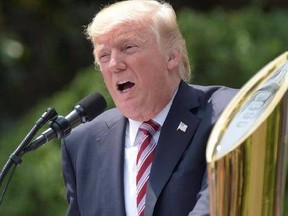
top-left (191, 84), bottom-right (238, 105)
top-left (189, 84), bottom-right (238, 121)
top-left (64, 108), bottom-right (123, 142)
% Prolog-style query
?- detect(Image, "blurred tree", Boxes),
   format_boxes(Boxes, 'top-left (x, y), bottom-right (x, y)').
top-left (0, 0), bottom-right (102, 131)
top-left (179, 7), bottom-right (288, 87)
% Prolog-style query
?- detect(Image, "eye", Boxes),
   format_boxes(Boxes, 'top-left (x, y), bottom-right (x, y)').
top-left (123, 44), bottom-right (137, 53)
top-left (125, 44), bottom-right (134, 49)
top-left (98, 53), bottom-right (110, 63)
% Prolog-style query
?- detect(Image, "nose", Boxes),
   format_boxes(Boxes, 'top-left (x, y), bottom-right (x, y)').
top-left (109, 51), bottom-right (126, 73)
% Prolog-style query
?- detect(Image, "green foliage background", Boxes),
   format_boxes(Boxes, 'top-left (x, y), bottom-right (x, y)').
top-left (0, 7), bottom-right (288, 215)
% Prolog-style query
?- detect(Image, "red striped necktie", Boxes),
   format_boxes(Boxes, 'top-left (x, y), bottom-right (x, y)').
top-left (136, 120), bottom-right (160, 216)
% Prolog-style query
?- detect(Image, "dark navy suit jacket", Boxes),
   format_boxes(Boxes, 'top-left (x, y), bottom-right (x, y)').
top-left (61, 81), bottom-right (237, 216)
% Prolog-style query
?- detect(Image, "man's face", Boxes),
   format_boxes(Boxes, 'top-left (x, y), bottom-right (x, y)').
top-left (94, 23), bottom-right (181, 121)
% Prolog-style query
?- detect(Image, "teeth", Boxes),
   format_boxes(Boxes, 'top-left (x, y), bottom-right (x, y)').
top-left (118, 80), bottom-right (128, 85)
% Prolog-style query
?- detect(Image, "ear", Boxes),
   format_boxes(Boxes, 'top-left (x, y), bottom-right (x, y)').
top-left (167, 48), bottom-right (181, 70)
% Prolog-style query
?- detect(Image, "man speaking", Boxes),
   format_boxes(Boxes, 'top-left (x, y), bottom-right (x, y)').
top-left (61, 0), bottom-right (237, 215)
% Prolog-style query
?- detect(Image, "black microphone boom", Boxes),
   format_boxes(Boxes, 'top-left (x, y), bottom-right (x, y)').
top-left (25, 92), bottom-right (107, 152)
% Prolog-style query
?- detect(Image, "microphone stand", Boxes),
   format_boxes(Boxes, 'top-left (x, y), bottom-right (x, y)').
top-left (24, 115), bottom-right (73, 153)
top-left (0, 108), bottom-right (57, 198)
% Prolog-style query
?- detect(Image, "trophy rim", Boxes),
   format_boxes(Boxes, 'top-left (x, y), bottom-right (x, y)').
top-left (206, 51), bottom-right (288, 163)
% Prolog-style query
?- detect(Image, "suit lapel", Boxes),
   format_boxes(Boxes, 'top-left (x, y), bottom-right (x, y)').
top-left (145, 82), bottom-right (202, 215)
top-left (96, 114), bottom-right (127, 216)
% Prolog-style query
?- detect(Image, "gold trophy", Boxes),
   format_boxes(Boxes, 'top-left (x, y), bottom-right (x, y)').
top-left (206, 52), bottom-right (288, 216)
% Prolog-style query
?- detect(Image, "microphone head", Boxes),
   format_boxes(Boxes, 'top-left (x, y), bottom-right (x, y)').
top-left (76, 92), bottom-right (107, 121)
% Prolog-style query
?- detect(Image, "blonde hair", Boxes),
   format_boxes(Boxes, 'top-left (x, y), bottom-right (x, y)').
top-left (86, 0), bottom-right (191, 81)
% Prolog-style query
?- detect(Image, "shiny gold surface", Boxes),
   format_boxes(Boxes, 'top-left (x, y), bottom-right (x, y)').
top-left (206, 52), bottom-right (288, 216)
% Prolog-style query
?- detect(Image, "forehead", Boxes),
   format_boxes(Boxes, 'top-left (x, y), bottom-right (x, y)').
top-left (94, 22), bottom-right (155, 47)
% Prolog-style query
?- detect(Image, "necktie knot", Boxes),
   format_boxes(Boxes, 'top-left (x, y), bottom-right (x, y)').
top-left (139, 119), bottom-right (160, 137)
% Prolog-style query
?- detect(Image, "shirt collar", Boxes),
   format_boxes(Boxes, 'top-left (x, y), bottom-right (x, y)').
top-left (127, 88), bottom-right (178, 147)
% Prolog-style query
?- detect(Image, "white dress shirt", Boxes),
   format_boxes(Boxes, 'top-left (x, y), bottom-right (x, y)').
top-left (124, 96), bottom-right (175, 216)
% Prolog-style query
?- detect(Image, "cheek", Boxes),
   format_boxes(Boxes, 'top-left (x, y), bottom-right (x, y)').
top-left (145, 63), bottom-right (168, 84)
top-left (101, 71), bottom-right (114, 90)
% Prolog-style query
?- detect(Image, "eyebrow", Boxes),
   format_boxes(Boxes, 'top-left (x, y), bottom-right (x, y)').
top-left (97, 34), bottom-right (148, 52)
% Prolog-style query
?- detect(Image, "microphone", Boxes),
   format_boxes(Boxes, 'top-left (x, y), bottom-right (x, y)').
top-left (24, 92), bottom-right (107, 152)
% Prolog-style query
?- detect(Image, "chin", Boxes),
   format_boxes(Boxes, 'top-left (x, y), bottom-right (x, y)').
top-left (117, 104), bottom-right (135, 118)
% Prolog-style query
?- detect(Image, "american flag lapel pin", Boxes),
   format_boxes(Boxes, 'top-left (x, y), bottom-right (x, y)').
top-left (177, 122), bottom-right (188, 132)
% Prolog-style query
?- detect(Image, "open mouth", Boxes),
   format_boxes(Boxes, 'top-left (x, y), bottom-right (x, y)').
top-left (117, 81), bottom-right (135, 93)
